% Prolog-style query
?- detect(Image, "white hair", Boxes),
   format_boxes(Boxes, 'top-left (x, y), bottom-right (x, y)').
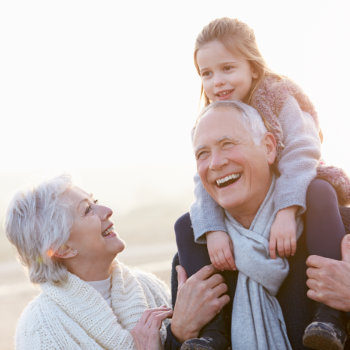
top-left (193, 100), bottom-right (268, 145)
top-left (5, 174), bottom-right (73, 284)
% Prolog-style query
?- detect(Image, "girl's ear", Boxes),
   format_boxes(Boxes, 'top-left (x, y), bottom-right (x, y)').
top-left (53, 244), bottom-right (78, 259)
top-left (263, 132), bottom-right (277, 165)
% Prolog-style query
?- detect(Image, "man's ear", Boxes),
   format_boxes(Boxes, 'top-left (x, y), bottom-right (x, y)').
top-left (53, 244), bottom-right (78, 259)
top-left (262, 132), bottom-right (277, 165)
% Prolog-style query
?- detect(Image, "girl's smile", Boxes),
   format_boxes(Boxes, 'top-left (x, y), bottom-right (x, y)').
top-left (196, 40), bottom-right (258, 103)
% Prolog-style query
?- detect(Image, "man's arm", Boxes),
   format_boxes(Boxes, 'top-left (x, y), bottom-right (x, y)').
top-left (170, 264), bottom-right (229, 342)
top-left (306, 234), bottom-right (350, 312)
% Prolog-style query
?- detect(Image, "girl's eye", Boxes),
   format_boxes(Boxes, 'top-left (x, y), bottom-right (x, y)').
top-left (200, 71), bottom-right (211, 78)
top-left (223, 65), bottom-right (234, 72)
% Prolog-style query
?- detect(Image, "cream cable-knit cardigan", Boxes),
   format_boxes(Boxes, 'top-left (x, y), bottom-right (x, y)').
top-left (15, 261), bottom-right (171, 349)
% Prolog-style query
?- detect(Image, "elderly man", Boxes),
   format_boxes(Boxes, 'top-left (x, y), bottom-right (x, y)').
top-left (171, 100), bottom-right (349, 350)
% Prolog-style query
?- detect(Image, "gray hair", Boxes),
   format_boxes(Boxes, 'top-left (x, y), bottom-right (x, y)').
top-left (193, 100), bottom-right (268, 145)
top-left (5, 174), bottom-right (73, 284)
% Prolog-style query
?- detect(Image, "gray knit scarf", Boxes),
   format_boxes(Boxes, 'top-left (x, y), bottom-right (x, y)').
top-left (226, 176), bottom-right (303, 350)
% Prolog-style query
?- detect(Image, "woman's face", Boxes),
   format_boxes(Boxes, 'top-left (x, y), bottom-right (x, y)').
top-left (64, 186), bottom-right (125, 266)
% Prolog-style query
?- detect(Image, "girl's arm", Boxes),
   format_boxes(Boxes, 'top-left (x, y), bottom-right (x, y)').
top-left (274, 95), bottom-right (321, 213)
top-left (269, 96), bottom-right (321, 258)
top-left (190, 173), bottom-right (227, 242)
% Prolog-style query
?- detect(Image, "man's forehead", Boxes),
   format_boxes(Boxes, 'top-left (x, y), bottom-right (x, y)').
top-left (194, 108), bottom-right (246, 143)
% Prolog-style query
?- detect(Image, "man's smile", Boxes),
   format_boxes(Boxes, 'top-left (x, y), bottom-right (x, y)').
top-left (216, 173), bottom-right (241, 188)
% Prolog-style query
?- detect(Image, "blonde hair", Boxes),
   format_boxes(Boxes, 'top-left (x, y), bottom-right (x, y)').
top-left (194, 17), bottom-right (279, 106)
top-left (5, 175), bottom-right (73, 284)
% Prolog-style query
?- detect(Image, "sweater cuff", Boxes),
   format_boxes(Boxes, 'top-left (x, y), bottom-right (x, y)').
top-left (164, 324), bottom-right (183, 350)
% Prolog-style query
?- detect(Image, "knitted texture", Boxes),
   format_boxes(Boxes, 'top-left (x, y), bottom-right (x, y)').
top-left (15, 261), bottom-right (171, 349)
top-left (252, 75), bottom-right (350, 206)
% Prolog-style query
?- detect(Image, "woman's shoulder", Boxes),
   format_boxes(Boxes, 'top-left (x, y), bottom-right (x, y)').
top-left (15, 293), bottom-right (48, 340)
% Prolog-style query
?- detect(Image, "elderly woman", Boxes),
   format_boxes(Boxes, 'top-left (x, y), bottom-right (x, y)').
top-left (6, 175), bottom-right (229, 349)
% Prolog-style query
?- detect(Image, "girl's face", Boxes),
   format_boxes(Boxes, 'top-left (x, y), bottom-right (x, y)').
top-left (196, 40), bottom-right (258, 103)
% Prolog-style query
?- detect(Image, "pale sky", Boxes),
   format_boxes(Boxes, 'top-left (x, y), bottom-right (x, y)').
top-left (0, 0), bottom-right (349, 201)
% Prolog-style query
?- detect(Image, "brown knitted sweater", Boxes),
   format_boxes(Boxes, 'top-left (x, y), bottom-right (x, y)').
top-left (251, 75), bottom-right (350, 206)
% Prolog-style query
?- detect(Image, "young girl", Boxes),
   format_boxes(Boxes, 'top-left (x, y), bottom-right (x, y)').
top-left (176, 17), bottom-right (350, 350)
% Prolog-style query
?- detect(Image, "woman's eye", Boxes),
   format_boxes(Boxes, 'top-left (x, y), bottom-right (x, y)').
top-left (85, 205), bottom-right (92, 215)
top-left (85, 200), bottom-right (98, 215)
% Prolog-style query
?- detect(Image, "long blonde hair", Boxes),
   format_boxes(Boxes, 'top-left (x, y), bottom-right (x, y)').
top-left (194, 17), bottom-right (280, 106)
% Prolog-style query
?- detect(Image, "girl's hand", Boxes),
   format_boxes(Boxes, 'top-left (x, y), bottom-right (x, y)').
top-left (269, 206), bottom-right (298, 259)
top-left (206, 231), bottom-right (236, 271)
top-left (130, 306), bottom-right (173, 350)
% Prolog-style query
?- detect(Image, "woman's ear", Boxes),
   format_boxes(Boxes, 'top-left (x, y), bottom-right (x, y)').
top-left (263, 132), bottom-right (277, 165)
top-left (53, 244), bottom-right (78, 259)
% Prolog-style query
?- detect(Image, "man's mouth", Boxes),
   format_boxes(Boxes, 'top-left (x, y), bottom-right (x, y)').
top-left (102, 226), bottom-right (114, 237)
top-left (216, 173), bottom-right (241, 188)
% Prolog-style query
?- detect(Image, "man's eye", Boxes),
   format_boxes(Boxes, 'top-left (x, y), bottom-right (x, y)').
top-left (197, 151), bottom-right (208, 160)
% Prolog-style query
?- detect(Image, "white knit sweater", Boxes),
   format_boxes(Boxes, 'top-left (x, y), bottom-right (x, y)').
top-left (15, 261), bottom-right (171, 349)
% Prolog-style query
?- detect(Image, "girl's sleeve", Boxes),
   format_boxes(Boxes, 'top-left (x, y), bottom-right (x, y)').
top-left (189, 173), bottom-right (226, 243)
top-left (274, 96), bottom-right (321, 213)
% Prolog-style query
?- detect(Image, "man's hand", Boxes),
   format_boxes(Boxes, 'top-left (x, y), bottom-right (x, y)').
top-left (206, 231), bottom-right (236, 271)
top-left (306, 234), bottom-right (350, 312)
top-left (131, 306), bottom-right (173, 350)
top-left (269, 206), bottom-right (298, 259)
top-left (171, 264), bottom-right (229, 342)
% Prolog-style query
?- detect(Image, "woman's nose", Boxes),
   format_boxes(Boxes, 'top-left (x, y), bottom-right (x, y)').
top-left (96, 205), bottom-right (113, 220)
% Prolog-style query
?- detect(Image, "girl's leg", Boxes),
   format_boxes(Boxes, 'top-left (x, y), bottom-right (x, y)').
top-left (174, 213), bottom-right (236, 350)
top-left (303, 179), bottom-right (347, 350)
top-left (305, 178), bottom-right (345, 259)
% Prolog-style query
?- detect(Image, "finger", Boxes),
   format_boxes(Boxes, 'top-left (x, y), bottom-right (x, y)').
top-left (341, 234), bottom-right (350, 263)
top-left (193, 264), bottom-right (217, 281)
top-left (269, 236), bottom-right (277, 259)
top-left (176, 265), bottom-right (188, 288)
top-left (217, 251), bottom-right (227, 271)
top-left (306, 255), bottom-right (330, 268)
top-left (223, 249), bottom-right (236, 271)
top-left (147, 309), bottom-right (173, 329)
top-left (212, 281), bottom-right (229, 297)
top-left (306, 266), bottom-right (319, 279)
top-left (205, 272), bottom-right (225, 289)
top-left (277, 237), bottom-right (285, 257)
top-left (291, 237), bottom-right (297, 256)
top-left (283, 238), bottom-right (291, 257)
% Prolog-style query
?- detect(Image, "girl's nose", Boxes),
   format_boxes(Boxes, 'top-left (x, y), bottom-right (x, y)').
top-left (214, 73), bottom-right (225, 87)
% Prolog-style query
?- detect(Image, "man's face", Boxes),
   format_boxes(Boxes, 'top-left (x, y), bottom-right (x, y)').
top-left (193, 107), bottom-right (276, 223)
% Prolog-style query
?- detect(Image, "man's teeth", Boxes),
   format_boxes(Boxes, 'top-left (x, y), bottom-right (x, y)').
top-left (102, 227), bottom-right (113, 237)
top-left (216, 173), bottom-right (241, 187)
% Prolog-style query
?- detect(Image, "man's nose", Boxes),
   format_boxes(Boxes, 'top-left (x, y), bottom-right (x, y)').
top-left (209, 150), bottom-right (228, 170)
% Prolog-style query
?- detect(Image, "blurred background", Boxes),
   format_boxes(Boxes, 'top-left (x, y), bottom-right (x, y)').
top-left (1, 0), bottom-right (349, 348)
